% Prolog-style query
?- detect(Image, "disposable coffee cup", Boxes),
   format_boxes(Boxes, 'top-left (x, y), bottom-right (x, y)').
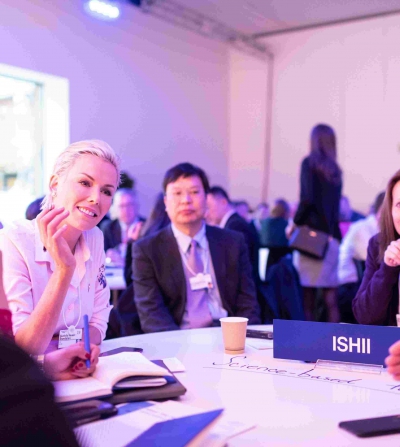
top-left (219, 317), bottom-right (248, 354)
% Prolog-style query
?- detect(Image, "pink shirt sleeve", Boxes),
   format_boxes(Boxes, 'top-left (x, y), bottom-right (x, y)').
top-left (0, 227), bottom-right (35, 335)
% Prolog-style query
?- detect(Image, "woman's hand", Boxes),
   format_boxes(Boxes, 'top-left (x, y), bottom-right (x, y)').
top-left (383, 240), bottom-right (400, 267)
top-left (36, 206), bottom-right (76, 271)
top-left (44, 342), bottom-right (100, 380)
top-left (385, 340), bottom-right (400, 380)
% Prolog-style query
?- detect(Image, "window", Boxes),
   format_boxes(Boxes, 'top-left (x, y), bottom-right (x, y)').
top-left (0, 64), bottom-right (69, 226)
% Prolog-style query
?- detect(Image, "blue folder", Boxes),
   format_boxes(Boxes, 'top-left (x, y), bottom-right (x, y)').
top-left (125, 409), bottom-right (224, 447)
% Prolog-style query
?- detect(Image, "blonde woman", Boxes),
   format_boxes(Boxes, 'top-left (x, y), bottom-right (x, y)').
top-left (1, 140), bottom-right (120, 354)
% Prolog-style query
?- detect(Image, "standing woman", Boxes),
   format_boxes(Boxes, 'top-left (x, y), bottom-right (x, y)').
top-left (291, 124), bottom-right (342, 322)
top-left (0, 140), bottom-right (120, 354)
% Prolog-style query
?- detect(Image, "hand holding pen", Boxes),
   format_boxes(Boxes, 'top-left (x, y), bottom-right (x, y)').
top-left (44, 342), bottom-right (100, 380)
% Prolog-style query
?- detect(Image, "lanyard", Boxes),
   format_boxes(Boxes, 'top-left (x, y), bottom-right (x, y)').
top-left (62, 282), bottom-right (82, 336)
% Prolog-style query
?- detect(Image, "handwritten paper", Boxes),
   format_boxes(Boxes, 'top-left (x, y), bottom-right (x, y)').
top-left (205, 355), bottom-right (400, 396)
top-left (75, 399), bottom-right (255, 447)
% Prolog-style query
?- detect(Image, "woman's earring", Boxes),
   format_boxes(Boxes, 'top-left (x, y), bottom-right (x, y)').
top-left (51, 190), bottom-right (57, 198)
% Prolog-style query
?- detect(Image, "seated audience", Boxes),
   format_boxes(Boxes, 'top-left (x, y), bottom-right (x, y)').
top-left (97, 170), bottom-right (135, 229)
top-left (0, 140), bottom-right (119, 354)
top-left (233, 200), bottom-right (252, 222)
top-left (101, 188), bottom-right (145, 265)
top-left (132, 163), bottom-right (260, 333)
top-left (337, 191), bottom-right (385, 322)
top-left (339, 195), bottom-right (366, 238)
top-left (25, 196), bottom-right (45, 220)
top-left (260, 199), bottom-right (290, 247)
top-left (124, 192), bottom-right (170, 286)
top-left (207, 186), bottom-right (259, 279)
top-left (353, 169), bottom-right (400, 325)
top-left (260, 199), bottom-right (291, 269)
top-left (252, 202), bottom-right (269, 235)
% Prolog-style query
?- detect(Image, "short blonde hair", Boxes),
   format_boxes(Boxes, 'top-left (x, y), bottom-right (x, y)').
top-left (41, 139), bottom-right (121, 209)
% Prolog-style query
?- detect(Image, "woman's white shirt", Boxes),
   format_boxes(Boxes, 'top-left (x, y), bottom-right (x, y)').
top-left (0, 219), bottom-right (112, 340)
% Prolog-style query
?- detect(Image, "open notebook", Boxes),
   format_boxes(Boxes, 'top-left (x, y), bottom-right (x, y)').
top-left (53, 352), bottom-right (171, 403)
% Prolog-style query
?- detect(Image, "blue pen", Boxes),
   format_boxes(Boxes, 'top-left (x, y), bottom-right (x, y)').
top-left (83, 314), bottom-right (91, 368)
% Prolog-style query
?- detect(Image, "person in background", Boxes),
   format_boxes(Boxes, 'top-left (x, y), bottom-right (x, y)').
top-left (233, 200), bottom-right (252, 223)
top-left (289, 124), bottom-right (342, 322)
top-left (260, 199), bottom-right (290, 246)
top-left (97, 170), bottom-right (135, 230)
top-left (25, 197), bottom-right (45, 221)
top-left (207, 186), bottom-right (259, 279)
top-left (0, 140), bottom-right (119, 354)
top-left (353, 169), bottom-right (400, 325)
top-left (132, 163), bottom-right (260, 333)
top-left (337, 191), bottom-right (385, 322)
top-left (101, 188), bottom-right (145, 265)
top-left (339, 195), bottom-right (366, 238)
top-left (260, 199), bottom-right (291, 270)
top-left (124, 192), bottom-right (171, 286)
top-left (252, 202), bottom-right (269, 235)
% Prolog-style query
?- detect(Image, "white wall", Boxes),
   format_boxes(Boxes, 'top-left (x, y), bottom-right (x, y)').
top-left (0, 0), bottom-right (230, 214)
top-left (263, 14), bottom-right (400, 213)
top-left (228, 49), bottom-right (271, 206)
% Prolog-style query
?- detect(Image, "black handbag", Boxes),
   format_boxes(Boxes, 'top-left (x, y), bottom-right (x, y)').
top-left (288, 226), bottom-right (330, 259)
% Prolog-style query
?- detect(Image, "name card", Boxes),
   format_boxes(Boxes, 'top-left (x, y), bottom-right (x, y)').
top-left (273, 319), bottom-right (400, 366)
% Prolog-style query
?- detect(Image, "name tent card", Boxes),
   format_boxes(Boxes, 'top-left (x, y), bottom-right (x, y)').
top-left (273, 319), bottom-right (400, 366)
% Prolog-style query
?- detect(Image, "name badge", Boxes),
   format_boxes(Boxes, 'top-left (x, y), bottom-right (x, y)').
top-left (189, 273), bottom-right (213, 291)
top-left (58, 328), bottom-right (82, 349)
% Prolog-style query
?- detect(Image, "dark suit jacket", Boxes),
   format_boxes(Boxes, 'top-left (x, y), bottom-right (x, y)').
top-left (225, 212), bottom-right (260, 280)
top-left (353, 234), bottom-right (399, 326)
top-left (132, 225), bottom-right (260, 333)
top-left (0, 336), bottom-right (78, 446)
top-left (101, 217), bottom-right (145, 252)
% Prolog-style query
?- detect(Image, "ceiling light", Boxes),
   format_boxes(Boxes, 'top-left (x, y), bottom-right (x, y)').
top-left (84, 0), bottom-right (120, 21)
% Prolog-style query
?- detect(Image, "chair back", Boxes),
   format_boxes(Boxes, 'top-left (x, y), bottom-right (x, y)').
top-left (264, 255), bottom-right (305, 321)
top-left (106, 283), bottom-right (143, 339)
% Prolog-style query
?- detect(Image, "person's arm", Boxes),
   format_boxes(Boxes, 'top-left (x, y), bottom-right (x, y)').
top-left (386, 340), bottom-right (400, 380)
top-left (132, 242), bottom-right (179, 333)
top-left (293, 158), bottom-right (314, 226)
top-left (0, 336), bottom-right (79, 447)
top-left (352, 237), bottom-right (400, 325)
top-left (3, 208), bottom-right (76, 354)
top-left (44, 342), bottom-right (100, 381)
top-left (234, 235), bottom-right (261, 324)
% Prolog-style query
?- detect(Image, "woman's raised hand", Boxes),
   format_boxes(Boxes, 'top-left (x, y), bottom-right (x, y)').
top-left (384, 240), bottom-right (400, 267)
top-left (36, 206), bottom-right (76, 271)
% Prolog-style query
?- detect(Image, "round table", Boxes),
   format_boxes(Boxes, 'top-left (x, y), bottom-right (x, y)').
top-left (101, 326), bottom-right (400, 446)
